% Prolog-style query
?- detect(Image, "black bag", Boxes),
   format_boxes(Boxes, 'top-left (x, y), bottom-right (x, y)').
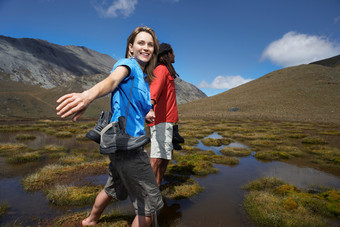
top-left (172, 124), bottom-right (184, 150)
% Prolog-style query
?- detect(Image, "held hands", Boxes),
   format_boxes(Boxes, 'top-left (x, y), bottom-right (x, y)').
top-left (56, 91), bottom-right (90, 122)
top-left (145, 109), bottom-right (155, 124)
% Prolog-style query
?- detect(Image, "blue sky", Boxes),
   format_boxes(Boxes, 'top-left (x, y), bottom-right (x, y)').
top-left (1, 0), bottom-right (339, 96)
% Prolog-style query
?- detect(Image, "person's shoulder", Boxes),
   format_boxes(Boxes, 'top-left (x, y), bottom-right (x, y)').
top-left (154, 64), bottom-right (168, 74)
top-left (115, 58), bottom-right (135, 67)
top-left (155, 64), bottom-right (167, 70)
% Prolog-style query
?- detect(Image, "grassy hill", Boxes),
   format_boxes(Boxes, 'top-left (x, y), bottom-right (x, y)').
top-left (179, 58), bottom-right (340, 123)
top-left (2, 55), bottom-right (340, 123)
top-left (0, 71), bottom-right (108, 120)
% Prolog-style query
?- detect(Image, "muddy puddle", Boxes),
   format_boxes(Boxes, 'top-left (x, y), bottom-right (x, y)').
top-left (0, 130), bottom-right (339, 226)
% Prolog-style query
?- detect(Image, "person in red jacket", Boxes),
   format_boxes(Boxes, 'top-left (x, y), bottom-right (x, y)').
top-left (146, 43), bottom-right (179, 186)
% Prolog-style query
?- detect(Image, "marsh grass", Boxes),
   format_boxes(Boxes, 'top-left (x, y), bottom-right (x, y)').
top-left (15, 134), bottom-right (36, 140)
top-left (211, 154), bottom-right (239, 165)
top-left (161, 178), bottom-right (203, 200)
top-left (1, 118), bottom-right (340, 225)
top-left (51, 210), bottom-right (133, 227)
top-left (305, 145), bottom-right (340, 167)
top-left (7, 151), bottom-right (42, 164)
top-left (243, 177), bottom-right (340, 226)
top-left (254, 150), bottom-right (293, 161)
top-left (319, 130), bottom-right (340, 136)
top-left (55, 131), bottom-right (73, 138)
top-left (57, 154), bottom-right (87, 165)
top-left (22, 161), bottom-right (109, 191)
top-left (42, 145), bottom-right (67, 153)
top-left (201, 137), bottom-right (231, 147)
top-left (0, 143), bottom-right (30, 157)
top-left (302, 136), bottom-right (328, 145)
top-left (220, 147), bottom-right (251, 157)
top-left (0, 203), bottom-right (8, 217)
top-left (76, 133), bottom-right (91, 141)
top-left (46, 184), bottom-right (103, 206)
top-left (168, 153), bottom-right (218, 176)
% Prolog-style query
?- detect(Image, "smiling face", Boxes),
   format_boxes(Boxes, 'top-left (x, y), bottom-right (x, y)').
top-left (128, 31), bottom-right (154, 70)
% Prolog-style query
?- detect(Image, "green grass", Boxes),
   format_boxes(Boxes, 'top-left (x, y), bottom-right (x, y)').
top-left (46, 185), bottom-right (103, 206)
top-left (243, 177), bottom-right (340, 227)
top-left (49, 210), bottom-right (134, 226)
top-left (0, 203), bottom-right (8, 217)
top-left (15, 134), bottom-right (36, 140)
top-left (1, 118), bottom-right (340, 226)
top-left (220, 147), bottom-right (251, 157)
top-left (7, 151), bottom-right (42, 164)
top-left (161, 178), bottom-right (203, 200)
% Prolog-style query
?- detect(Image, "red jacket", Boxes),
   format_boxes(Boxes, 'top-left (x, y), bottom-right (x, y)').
top-left (148, 64), bottom-right (178, 126)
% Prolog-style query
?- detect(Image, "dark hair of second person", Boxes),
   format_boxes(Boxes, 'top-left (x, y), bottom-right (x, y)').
top-left (157, 43), bottom-right (179, 78)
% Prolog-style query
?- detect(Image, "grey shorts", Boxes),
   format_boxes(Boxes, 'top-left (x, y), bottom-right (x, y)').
top-left (104, 147), bottom-right (164, 216)
top-left (150, 122), bottom-right (173, 160)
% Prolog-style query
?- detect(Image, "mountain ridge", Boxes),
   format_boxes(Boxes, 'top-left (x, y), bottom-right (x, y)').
top-left (0, 35), bottom-right (207, 119)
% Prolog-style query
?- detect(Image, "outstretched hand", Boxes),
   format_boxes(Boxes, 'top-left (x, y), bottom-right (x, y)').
top-left (56, 92), bottom-right (89, 122)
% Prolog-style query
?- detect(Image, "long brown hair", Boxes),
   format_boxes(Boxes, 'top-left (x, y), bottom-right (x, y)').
top-left (157, 43), bottom-right (179, 78)
top-left (125, 26), bottom-right (159, 83)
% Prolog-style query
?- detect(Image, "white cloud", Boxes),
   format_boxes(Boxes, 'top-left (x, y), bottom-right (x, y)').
top-left (198, 75), bottom-right (252, 90)
top-left (93, 0), bottom-right (138, 18)
top-left (334, 16), bottom-right (340, 24)
top-left (261, 31), bottom-right (340, 67)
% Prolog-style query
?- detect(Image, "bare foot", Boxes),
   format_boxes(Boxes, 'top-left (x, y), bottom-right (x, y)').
top-left (82, 218), bottom-right (97, 226)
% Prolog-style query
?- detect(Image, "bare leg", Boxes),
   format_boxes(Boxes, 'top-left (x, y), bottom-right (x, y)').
top-left (150, 158), bottom-right (161, 186)
top-left (150, 158), bottom-right (169, 187)
top-left (131, 215), bottom-right (152, 227)
top-left (158, 159), bottom-right (169, 185)
top-left (82, 189), bottom-right (112, 226)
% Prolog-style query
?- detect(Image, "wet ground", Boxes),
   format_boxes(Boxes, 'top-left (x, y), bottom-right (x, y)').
top-left (0, 130), bottom-right (339, 226)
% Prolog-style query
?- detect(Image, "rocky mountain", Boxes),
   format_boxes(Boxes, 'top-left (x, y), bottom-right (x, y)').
top-left (0, 35), bottom-right (114, 89)
top-left (0, 35), bottom-right (206, 119)
top-left (179, 55), bottom-right (340, 123)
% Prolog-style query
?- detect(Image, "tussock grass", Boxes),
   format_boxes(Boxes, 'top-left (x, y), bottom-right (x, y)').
top-left (46, 185), bottom-right (102, 206)
top-left (244, 191), bottom-right (327, 226)
top-left (276, 145), bottom-right (305, 157)
top-left (211, 154), bottom-right (239, 165)
top-left (7, 151), bottom-right (42, 164)
top-left (201, 137), bottom-right (231, 147)
top-left (51, 210), bottom-right (133, 227)
top-left (243, 177), bottom-right (340, 226)
top-left (15, 134), bottom-right (36, 140)
top-left (319, 130), bottom-right (340, 136)
top-left (305, 145), bottom-right (340, 167)
top-left (55, 131), bottom-right (73, 138)
top-left (254, 150), bottom-right (294, 161)
top-left (169, 153), bottom-right (217, 176)
top-left (57, 154), bottom-right (87, 165)
top-left (161, 178), bottom-right (203, 200)
top-left (22, 161), bottom-right (109, 191)
top-left (302, 136), bottom-right (328, 145)
top-left (0, 143), bottom-right (30, 156)
top-left (76, 133), bottom-right (91, 141)
top-left (220, 147), bottom-right (251, 157)
top-left (0, 203), bottom-right (8, 217)
top-left (42, 145), bottom-right (67, 153)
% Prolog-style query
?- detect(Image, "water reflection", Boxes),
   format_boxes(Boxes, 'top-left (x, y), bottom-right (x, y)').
top-left (0, 131), bottom-right (339, 226)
